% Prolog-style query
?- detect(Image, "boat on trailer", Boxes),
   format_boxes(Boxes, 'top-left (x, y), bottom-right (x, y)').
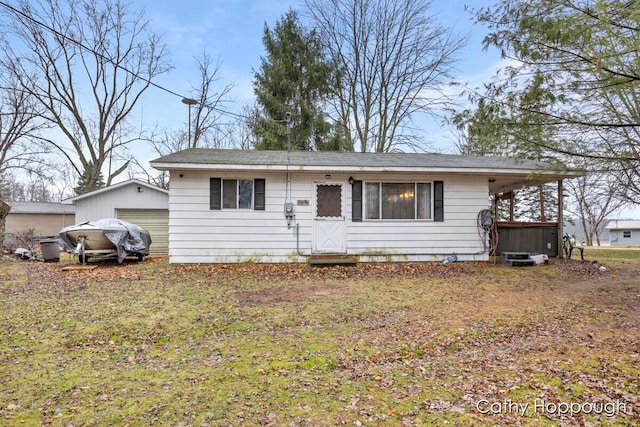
top-left (59, 218), bottom-right (151, 264)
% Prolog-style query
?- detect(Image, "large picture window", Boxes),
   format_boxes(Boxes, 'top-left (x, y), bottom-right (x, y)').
top-left (210, 178), bottom-right (265, 210)
top-left (365, 182), bottom-right (432, 220)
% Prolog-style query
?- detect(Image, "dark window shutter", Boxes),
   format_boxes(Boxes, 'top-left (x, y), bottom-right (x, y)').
top-left (210, 178), bottom-right (221, 210)
top-left (254, 179), bottom-right (265, 210)
top-left (352, 180), bottom-right (363, 222)
top-left (434, 180), bottom-right (444, 222)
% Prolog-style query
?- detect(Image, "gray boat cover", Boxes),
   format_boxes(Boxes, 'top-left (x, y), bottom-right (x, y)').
top-left (59, 218), bottom-right (152, 263)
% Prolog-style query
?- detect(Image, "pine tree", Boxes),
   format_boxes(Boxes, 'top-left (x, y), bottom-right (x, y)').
top-left (74, 162), bottom-right (105, 195)
top-left (251, 9), bottom-right (351, 151)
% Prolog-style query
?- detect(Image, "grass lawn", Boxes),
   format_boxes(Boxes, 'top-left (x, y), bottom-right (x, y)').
top-left (1, 251), bottom-right (638, 426)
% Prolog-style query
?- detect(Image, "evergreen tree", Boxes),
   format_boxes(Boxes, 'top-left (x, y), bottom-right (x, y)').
top-left (456, 0), bottom-right (640, 198)
top-left (453, 0), bottom-right (639, 224)
top-left (251, 9), bottom-right (351, 151)
top-left (74, 162), bottom-right (105, 195)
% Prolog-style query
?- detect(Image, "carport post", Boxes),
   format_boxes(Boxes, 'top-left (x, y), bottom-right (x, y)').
top-left (557, 179), bottom-right (564, 258)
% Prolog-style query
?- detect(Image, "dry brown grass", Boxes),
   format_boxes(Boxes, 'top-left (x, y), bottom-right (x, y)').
top-left (0, 254), bottom-right (638, 426)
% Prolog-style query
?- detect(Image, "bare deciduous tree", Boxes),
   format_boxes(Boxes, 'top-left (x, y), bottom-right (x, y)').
top-left (130, 125), bottom-right (181, 189)
top-left (3, 172), bottom-right (57, 202)
top-left (226, 106), bottom-right (259, 150)
top-left (565, 167), bottom-right (629, 246)
top-left (306, 0), bottom-right (466, 152)
top-left (0, 0), bottom-right (172, 192)
top-left (133, 50), bottom-right (236, 189)
top-left (188, 50), bottom-right (235, 149)
top-left (0, 72), bottom-right (50, 181)
top-left (0, 69), bottom-right (50, 244)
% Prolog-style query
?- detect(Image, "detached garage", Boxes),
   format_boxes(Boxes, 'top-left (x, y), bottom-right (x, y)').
top-left (5, 201), bottom-right (75, 237)
top-left (63, 179), bottom-right (169, 256)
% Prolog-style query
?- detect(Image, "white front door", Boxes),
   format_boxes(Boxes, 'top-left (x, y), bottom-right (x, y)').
top-left (312, 183), bottom-right (346, 253)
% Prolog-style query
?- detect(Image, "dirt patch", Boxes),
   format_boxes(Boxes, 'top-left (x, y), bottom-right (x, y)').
top-left (233, 283), bottom-right (352, 305)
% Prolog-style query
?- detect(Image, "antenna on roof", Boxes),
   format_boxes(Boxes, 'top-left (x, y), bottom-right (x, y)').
top-left (285, 112), bottom-right (291, 162)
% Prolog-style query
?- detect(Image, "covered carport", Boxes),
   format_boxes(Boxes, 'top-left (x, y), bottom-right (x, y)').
top-left (489, 169), bottom-right (584, 258)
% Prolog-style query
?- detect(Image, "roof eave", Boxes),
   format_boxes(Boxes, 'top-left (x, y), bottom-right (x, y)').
top-left (63, 179), bottom-right (168, 203)
top-left (150, 161), bottom-right (553, 176)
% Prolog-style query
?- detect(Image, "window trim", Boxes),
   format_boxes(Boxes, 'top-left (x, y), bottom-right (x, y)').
top-left (623, 230), bottom-right (632, 238)
top-left (210, 177), bottom-right (265, 211)
top-left (363, 181), bottom-right (434, 221)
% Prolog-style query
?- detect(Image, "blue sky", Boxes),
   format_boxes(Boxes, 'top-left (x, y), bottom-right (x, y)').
top-left (129, 1), bottom-right (640, 220)
top-left (132, 0), bottom-right (502, 155)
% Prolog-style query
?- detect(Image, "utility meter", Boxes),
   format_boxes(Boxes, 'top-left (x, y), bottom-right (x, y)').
top-left (284, 202), bottom-right (295, 228)
top-left (284, 202), bottom-right (294, 219)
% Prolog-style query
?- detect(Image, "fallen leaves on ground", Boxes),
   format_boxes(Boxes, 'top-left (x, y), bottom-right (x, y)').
top-left (4, 255), bottom-right (614, 294)
top-left (1, 255), bottom-right (638, 426)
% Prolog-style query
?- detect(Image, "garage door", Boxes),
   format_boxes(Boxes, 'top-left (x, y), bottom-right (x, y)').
top-left (116, 209), bottom-right (168, 256)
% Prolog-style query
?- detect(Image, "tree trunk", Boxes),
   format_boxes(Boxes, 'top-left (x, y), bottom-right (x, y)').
top-left (0, 199), bottom-right (11, 251)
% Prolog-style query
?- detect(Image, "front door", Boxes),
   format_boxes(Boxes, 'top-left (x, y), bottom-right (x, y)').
top-left (313, 183), bottom-right (346, 253)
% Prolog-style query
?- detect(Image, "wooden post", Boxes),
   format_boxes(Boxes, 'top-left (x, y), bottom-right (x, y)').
top-left (509, 191), bottom-right (514, 222)
top-left (493, 194), bottom-right (499, 257)
top-left (539, 185), bottom-right (546, 222)
top-left (557, 179), bottom-right (564, 258)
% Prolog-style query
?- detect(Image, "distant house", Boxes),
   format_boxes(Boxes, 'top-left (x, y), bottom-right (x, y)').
top-left (5, 201), bottom-right (75, 238)
top-left (150, 149), bottom-right (581, 264)
top-left (605, 220), bottom-right (640, 246)
top-left (63, 179), bottom-right (169, 256)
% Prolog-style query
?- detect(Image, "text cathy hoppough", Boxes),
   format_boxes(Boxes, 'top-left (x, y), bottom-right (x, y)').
top-left (476, 399), bottom-right (629, 418)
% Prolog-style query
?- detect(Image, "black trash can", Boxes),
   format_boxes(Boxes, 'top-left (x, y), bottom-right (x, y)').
top-left (40, 239), bottom-right (60, 262)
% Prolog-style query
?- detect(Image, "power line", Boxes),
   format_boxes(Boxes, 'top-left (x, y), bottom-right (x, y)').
top-left (0, 0), bottom-right (252, 122)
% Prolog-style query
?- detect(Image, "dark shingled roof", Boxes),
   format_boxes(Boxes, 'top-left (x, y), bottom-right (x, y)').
top-left (151, 148), bottom-right (548, 171)
top-left (150, 149), bottom-right (584, 195)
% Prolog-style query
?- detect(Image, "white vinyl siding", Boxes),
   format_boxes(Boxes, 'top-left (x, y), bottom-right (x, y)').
top-left (349, 176), bottom-right (488, 260)
top-left (167, 171), bottom-right (491, 263)
top-left (73, 182), bottom-right (168, 223)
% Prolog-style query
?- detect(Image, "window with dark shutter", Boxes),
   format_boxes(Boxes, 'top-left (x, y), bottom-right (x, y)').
top-left (434, 180), bottom-right (444, 222)
top-left (211, 177), bottom-right (265, 211)
top-left (352, 180), bottom-right (362, 222)
top-left (254, 179), bottom-right (265, 210)
top-left (210, 178), bottom-right (221, 210)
